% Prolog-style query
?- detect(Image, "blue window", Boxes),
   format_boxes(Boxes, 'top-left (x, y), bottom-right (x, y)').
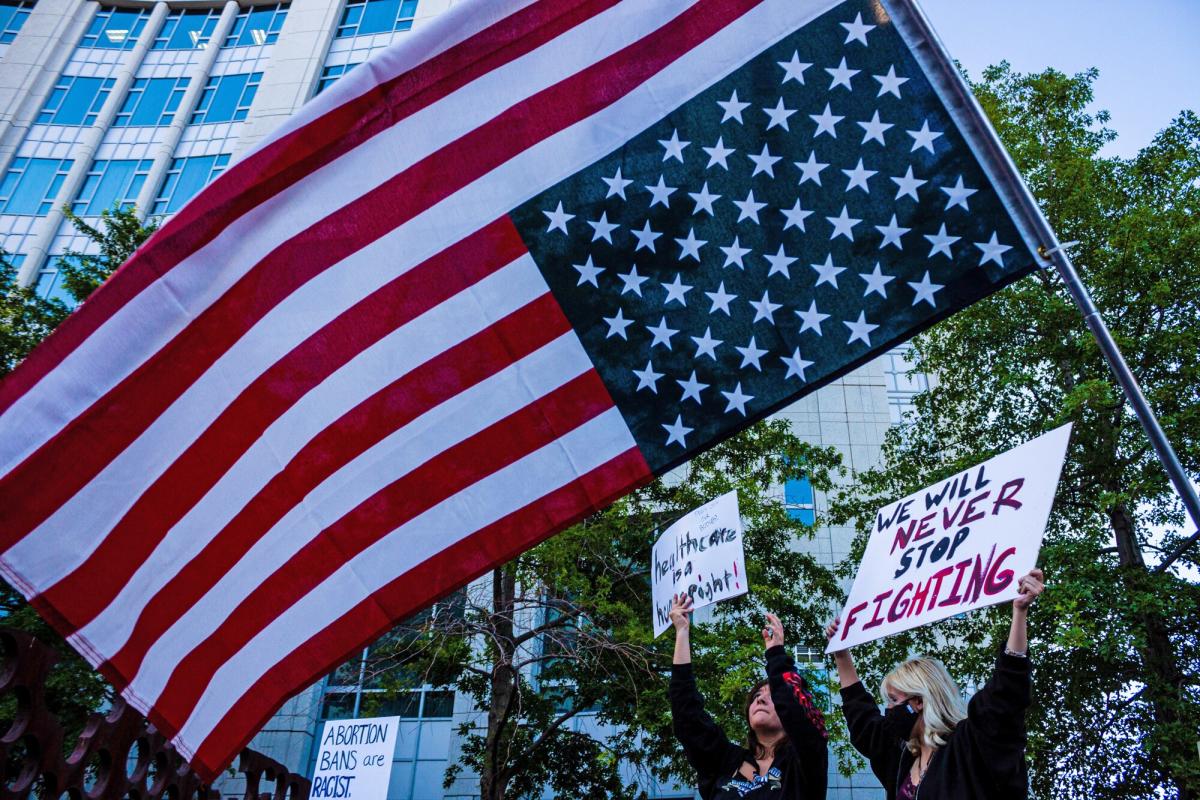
top-left (37, 76), bottom-right (115, 126)
top-left (0, 157), bottom-right (73, 215)
top-left (0, 0), bottom-right (34, 44)
top-left (153, 153), bottom-right (230, 214)
top-left (224, 4), bottom-right (287, 47)
top-left (784, 475), bottom-right (816, 526)
top-left (112, 77), bottom-right (189, 127)
top-left (315, 62), bottom-right (359, 95)
top-left (36, 260), bottom-right (75, 305)
top-left (153, 9), bottom-right (219, 50)
top-left (336, 0), bottom-right (418, 38)
top-left (190, 72), bottom-right (261, 124)
top-left (72, 159), bottom-right (152, 215)
top-left (80, 7), bottom-right (147, 49)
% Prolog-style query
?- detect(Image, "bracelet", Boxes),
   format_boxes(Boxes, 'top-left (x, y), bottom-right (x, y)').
top-left (1003, 647), bottom-right (1028, 658)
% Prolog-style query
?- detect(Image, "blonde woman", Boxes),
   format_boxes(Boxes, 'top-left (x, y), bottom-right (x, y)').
top-left (824, 568), bottom-right (1044, 799)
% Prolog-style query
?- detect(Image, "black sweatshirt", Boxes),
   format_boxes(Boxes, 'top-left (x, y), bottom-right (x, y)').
top-left (839, 651), bottom-right (1032, 800)
top-left (669, 645), bottom-right (828, 800)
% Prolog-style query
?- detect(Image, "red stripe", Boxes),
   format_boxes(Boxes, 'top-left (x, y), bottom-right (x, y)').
top-left (0, 0), bottom-right (619, 416)
top-left (150, 369), bottom-right (616, 730)
top-left (32, 219), bottom-right (527, 634)
top-left (0, 0), bottom-right (762, 548)
top-left (184, 446), bottom-right (652, 781)
top-left (100, 293), bottom-right (572, 685)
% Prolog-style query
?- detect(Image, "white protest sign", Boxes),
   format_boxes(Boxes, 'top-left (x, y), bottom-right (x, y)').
top-left (312, 716), bottom-right (399, 800)
top-left (652, 490), bottom-right (748, 638)
top-left (828, 424), bottom-right (1072, 653)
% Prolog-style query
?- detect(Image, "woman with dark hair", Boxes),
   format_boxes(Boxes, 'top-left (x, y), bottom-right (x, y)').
top-left (668, 594), bottom-right (828, 799)
top-left (825, 568), bottom-right (1045, 800)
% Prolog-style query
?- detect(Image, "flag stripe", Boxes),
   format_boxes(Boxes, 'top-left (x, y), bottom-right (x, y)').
top-left (0, 0), bottom-right (605, 418)
top-left (97, 292), bottom-right (572, 685)
top-left (122, 329), bottom-right (600, 709)
top-left (0, 0), bottom-right (699, 474)
top-left (150, 369), bottom-right (616, 725)
top-left (182, 423), bottom-right (650, 772)
top-left (33, 218), bottom-right (526, 634)
top-left (0, 0), bottom-right (760, 549)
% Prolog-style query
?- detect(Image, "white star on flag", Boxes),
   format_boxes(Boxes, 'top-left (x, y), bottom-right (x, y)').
top-left (810, 103), bottom-right (843, 138)
top-left (706, 282), bottom-right (737, 315)
top-left (840, 12), bottom-right (875, 45)
top-left (717, 89), bottom-right (750, 123)
top-left (720, 236), bottom-right (751, 269)
top-left (691, 327), bottom-right (722, 360)
top-left (676, 228), bottom-right (706, 261)
top-left (544, 201), bottom-right (574, 233)
top-left (924, 223), bottom-right (960, 259)
top-left (646, 175), bottom-right (677, 208)
top-left (874, 65), bottom-right (909, 98)
top-left (826, 57), bottom-right (859, 91)
top-left (875, 214), bottom-right (910, 250)
top-left (704, 136), bottom-right (735, 170)
top-left (734, 190), bottom-right (766, 224)
top-left (602, 168), bottom-right (632, 199)
top-left (781, 348), bottom-right (814, 381)
top-left (677, 371), bottom-right (709, 404)
top-left (975, 232), bottom-right (1013, 266)
top-left (778, 51), bottom-right (812, 84)
top-left (663, 414), bottom-right (692, 447)
top-left (603, 308), bottom-right (633, 339)
top-left (587, 212), bottom-right (619, 243)
top-left (843, 158), bottom-right (877, 193)
top-left (844, 311), bottom-right (879, 346)
top-left (857, 110), bottom-right (893, 145)
top-left (810, 254), bottom-right (846, 288)
top-left (908, 271), bottom-right (944, 307)
top-left (573, 255), bottom-right (603, 287)
top-left (891, 165), bottom-right (926, 201)
top-left (747, 143), bottom-right (782, 177)
top-left (749, 290), bottom-right (782, 324)
top-left (661, 274), bottom-right (692, 306)
top-left (659, 129), bottom-right (690, 162)
top-left (763, 98), bottom-right (797, 131)
top-left (617, 265), bottom-right (649, 296)
top-left (796, 300), bottom-right (830, 335)
top-left (631, 221), bottom-right (661, 252)
top-left (907, 119), bottom-right (944, 153)
top-left (827, 206), bottom-right (861, 241)
top-left (781, 199), bottom-right (813, 231)
top-left (633, 360), bottom-right (663, 393)
top-left (796, 152), bottom-right (828, 185)
top-left (858, 263), bottom-right (895, 298)
top-left (765, 245), bottom-right (798, 278)
top-left (941, 176), bottom-right (978, 210)
top-left (646, 317), bottom-right (679, 349)
top-left (689, 182), bottom-right (720, 216)
top-left (736, 337), bottom-right (767, 370)
top-left (721, 382), bottom-right (754, 415)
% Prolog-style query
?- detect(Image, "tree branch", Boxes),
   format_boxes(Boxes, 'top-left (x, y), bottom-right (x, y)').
top-left (1153, 528), bottom-right (1200, 573)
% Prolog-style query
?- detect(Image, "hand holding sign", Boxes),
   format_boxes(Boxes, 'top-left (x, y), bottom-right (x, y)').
top-left (1013, 568), bottom-right (1045, 611)
top-left (762, 612), bottom-right (784, 649)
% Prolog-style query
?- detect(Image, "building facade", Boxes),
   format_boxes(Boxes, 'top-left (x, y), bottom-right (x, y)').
top-left (0, 1), bottom-right (932, 796)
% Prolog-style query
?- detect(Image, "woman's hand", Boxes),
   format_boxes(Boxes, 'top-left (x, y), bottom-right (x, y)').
top-left (824, 616), bottom-right (848, 657)
top-left (670, 593), bottom-right (694, 633)
top-left (762, 612), bottom-right (785, 649)
top-left (1013, 568), bottom-right (1045, 612)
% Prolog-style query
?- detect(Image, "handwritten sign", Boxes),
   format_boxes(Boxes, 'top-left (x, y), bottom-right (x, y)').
top-left (828, 424), bottom-right (1071, 652)
top-left (652, 490), bottom-right (748, 637)
top-left (311, 716), bottom-right (399, 800)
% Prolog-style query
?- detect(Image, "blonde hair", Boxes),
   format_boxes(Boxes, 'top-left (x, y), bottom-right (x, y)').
top-left (881, 657), bottom-right (967, 753)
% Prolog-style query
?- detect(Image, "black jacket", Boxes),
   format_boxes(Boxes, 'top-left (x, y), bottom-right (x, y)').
top-left (669, 645), bottom-right (828, 800)
top-left (839, 651), bottom-right (1031, 800)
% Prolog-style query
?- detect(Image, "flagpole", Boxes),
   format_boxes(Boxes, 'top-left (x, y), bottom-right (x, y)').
top-left (888, 0), bottom-right (1200, 547)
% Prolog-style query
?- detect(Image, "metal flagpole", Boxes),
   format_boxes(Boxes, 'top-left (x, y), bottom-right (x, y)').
top-left (888, 0), bottom-right (1200, 550)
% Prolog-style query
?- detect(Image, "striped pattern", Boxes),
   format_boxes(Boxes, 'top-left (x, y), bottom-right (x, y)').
top-left (0, 0), bottom-right (842, 779)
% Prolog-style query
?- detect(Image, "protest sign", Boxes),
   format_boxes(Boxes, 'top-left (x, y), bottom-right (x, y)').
top-left (828, 424), bottom-right (1072, 653)
top-left (652, 490), bottom-right (748, 638)
top-left (311, 715), bottom-right (399, 800)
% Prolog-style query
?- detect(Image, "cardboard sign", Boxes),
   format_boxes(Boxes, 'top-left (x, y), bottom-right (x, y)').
top-left (652, 490), bottom-right (748, 637)
top-left (828, 424), bottom-right (1071, 652)
top-left (311, 716), bottom-right (400, 800)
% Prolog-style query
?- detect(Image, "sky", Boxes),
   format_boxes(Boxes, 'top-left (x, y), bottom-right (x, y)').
top-left (917, 0), bottom-right (1200, 158)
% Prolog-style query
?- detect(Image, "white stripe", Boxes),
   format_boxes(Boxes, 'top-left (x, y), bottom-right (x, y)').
top-left (67, 255), bottom-right (548, 658)
top-left (247, 0), bottom-right (540, 155)
top-left (121, 331), bottom-right (596, 709)
top-left (0, 0), bottom-right (701, 477)
top-left (171, 406), bottom-right (635, 757)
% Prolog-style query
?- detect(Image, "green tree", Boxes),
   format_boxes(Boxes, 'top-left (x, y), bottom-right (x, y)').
top-left (829, 64), bottom-right (1200, 800)
top-left (360, 420), bottom-right (844, 800)
top-left (0, 205), bottom-right (158, 740)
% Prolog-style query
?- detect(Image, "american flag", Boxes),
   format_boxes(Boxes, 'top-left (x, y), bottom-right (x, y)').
top-left (0, 0), bottom-right (1044, 778)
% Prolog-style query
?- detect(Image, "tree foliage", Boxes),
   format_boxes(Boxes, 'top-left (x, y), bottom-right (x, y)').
top-left (829, 64), bottom-right (1200, 799)
top-left (362, 420), bottom-right (844, 799)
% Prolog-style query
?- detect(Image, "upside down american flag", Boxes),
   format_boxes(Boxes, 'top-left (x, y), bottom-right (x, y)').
top-left (0, 0), bottom-right (1053, 779)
